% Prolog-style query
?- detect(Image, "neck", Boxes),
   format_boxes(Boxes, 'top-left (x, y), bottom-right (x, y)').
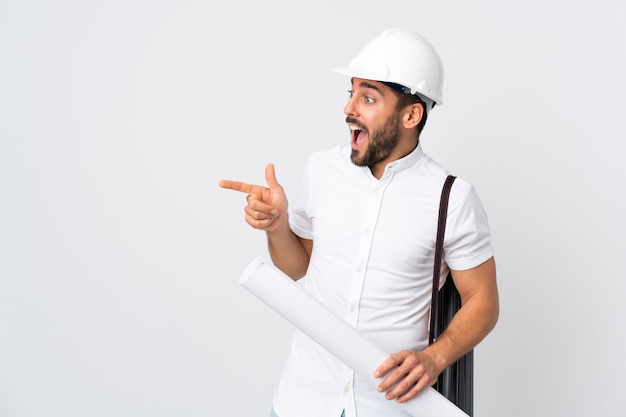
top-left (369, 139), bottom-right (418, 179)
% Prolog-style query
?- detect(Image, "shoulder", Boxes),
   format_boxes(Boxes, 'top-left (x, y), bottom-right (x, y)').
top-left (418, 152), bottom-right (477, 206)
top-left (395, 151), bottom-right (474, 204)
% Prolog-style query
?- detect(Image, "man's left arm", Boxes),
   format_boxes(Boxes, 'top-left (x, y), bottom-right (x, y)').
top-left (374, 256), bottom-right (499, 403)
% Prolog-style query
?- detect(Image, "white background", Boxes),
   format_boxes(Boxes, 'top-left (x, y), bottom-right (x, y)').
top-left (1, 1), bottom-right (625, 416)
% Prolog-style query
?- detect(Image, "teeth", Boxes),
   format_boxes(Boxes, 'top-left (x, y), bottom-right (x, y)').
top-left (349, 125), bottom-right (360, 131)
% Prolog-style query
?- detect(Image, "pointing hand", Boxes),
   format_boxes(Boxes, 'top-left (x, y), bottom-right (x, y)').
top-left (219, 164), bottom-right (288, 232)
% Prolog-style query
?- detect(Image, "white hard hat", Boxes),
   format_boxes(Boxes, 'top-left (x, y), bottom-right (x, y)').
top-left (334, 28), bottom-right (444, 106)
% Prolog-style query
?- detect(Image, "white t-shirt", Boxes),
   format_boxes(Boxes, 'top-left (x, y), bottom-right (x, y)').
top-left (273, 144), bottom-right (493, 417)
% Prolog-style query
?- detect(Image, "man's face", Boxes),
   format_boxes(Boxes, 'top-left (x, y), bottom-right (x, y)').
top-left (344, 78), bottom-right (402, 168)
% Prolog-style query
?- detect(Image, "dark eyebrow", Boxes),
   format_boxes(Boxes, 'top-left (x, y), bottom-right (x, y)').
top-left (357, 80), bottom-right (385, 95)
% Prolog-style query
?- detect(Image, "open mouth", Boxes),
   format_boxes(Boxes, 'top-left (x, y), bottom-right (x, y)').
top-left (349, 123), bottom-right (367, 147)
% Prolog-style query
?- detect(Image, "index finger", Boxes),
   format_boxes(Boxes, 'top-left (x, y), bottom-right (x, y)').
top-left (219, 180), bottom-right (254, 194)
top-left (373, 353), bottom-right (404, 379)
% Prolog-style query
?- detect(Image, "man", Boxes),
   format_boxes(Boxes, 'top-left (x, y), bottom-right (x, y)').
top-left (219, 28), bottom-right (499, 417)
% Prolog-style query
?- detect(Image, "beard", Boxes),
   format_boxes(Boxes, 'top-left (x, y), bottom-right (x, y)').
top-left (349, 114), bottom-right (402, 168)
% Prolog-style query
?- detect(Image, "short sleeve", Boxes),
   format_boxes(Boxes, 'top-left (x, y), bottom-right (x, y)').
top-left (443, 181), bottom-right (493, 270)
top-left (288, 157), bottom-right (314, 240)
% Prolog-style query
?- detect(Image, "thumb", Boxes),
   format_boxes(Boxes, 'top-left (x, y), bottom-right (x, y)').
top-left (264, 163), bottom-right (283, 191)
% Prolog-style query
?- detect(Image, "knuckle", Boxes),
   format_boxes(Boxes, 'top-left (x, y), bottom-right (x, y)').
top-left (406, 355), bottom-right (418, 367)
top-left (390, 367), bottom-right (405, 380)
top-left (245, 215), bottom-right (262, 229)
top-left (397, 379), bottom-right (413, 392)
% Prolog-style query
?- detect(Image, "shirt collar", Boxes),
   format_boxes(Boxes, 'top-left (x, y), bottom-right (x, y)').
top-left (383, 143), bottom-right (424, 175)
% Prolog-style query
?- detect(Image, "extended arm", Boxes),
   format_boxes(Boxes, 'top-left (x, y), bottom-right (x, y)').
top-left (219, 163), bottom-right (312, 280)
top-left (374, 256), bottom-right (499, 403)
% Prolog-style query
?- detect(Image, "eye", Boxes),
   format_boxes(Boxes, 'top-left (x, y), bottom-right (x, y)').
top-left (347, 90), bottom-right (376, 104)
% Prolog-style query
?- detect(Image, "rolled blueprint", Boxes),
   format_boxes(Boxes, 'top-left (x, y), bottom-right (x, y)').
top-left (239, 256), bottom-right (468, 417)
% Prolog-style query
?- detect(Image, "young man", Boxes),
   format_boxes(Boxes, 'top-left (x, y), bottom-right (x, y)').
top-left (220, 28), bottom-right (499, 417)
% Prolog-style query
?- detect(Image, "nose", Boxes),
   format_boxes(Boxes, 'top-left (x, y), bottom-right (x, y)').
top-left (343, 95), bottom-right (358, 117)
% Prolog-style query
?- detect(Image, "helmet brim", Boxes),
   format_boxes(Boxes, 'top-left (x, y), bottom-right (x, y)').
top-left (332, 66), bottom-right (443, 106)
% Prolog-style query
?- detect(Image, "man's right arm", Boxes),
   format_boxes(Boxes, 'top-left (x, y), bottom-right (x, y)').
top-left (267, 226), bottom-right (312, 280)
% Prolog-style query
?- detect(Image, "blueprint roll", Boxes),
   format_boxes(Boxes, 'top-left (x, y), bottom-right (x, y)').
top-left (239, 256), bottom-right (468, 417)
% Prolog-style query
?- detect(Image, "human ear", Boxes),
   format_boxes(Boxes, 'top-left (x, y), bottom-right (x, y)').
top-left (402, 103), bottom-right (424, 129)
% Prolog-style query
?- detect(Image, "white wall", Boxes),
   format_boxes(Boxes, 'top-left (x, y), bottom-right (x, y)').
top-left (1, 1), bottom-right (625, 416)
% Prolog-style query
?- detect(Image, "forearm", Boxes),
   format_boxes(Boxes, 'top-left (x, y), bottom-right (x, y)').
top-left (266, 222), bottom-right (311, 280)
top-left (423, 290), bottom-right (499, 372)
top-left (422, 257), bottom-right (499, 373)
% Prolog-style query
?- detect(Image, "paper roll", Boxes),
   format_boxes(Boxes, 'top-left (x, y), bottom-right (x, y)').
top-left (239, 256), bottom-right (468, 417)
